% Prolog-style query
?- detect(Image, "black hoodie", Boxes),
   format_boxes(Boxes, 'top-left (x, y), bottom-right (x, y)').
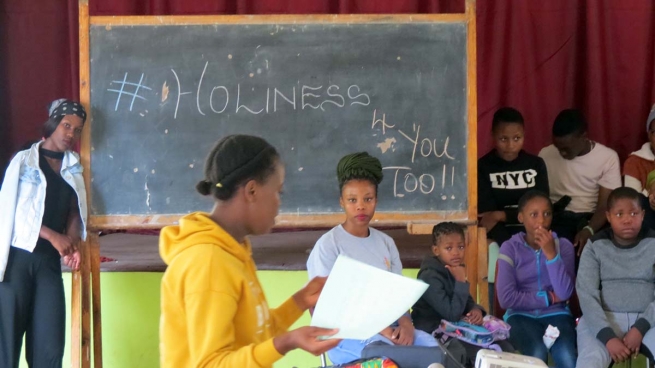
top-left (411, 256), bottom-right (485, 334)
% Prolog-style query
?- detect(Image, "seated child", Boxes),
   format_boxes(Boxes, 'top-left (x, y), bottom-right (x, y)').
top-left (576, 187), bottom-right (655, 367)
top-left (496, 190), bottom-right (577, 368)
top-left (478, 107), bottom-right (549, 309)
top-left (623, 104), bottom-right (655, 195)
top-left (539, 109), bottom-right (621, 252)
top-left (306, 152), bottom-right (441, 365)
top-left (412, 222), bottom-right (513, 367)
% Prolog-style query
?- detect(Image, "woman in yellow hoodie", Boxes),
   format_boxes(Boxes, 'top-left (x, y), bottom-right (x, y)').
top-left (159, 135), bottom-right (339, 368)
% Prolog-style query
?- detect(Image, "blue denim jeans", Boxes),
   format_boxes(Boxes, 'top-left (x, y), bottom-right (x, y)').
top-left (327, 328), bottom-right (438, 365)
top-left (507, 314), bottom-right (577, 368)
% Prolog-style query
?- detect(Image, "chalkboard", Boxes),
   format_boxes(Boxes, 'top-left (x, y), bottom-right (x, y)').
top-left (84, 15), bottom-right (476, 228)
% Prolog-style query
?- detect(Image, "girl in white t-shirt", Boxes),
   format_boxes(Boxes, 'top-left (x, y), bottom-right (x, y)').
top-left (306, 152), bottom-right (439, 365)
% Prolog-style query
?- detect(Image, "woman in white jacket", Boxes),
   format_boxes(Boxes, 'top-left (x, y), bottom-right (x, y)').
top-left (0, 99), bottom-right (88, 368)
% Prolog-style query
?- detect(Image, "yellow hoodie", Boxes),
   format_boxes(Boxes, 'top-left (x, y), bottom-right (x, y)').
top-left (159, 212), bottom-right (304, 368)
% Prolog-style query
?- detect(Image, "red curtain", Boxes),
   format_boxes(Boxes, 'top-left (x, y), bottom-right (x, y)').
top-left (2, 0), bottom-right (655, 181)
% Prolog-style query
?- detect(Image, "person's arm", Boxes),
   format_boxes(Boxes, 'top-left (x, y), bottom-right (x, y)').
top-left (624, 176), bottom-right (643, 193)
top-left (623, 156), bottom-right (644, 193)
top-left (270, 276), bottom-right (329, 336)
top-left (306, 236), bottom-right (338, 279)
top-left (418, 269), bottom-right (471, 322)
top-left (388, 237), bottom-right (403, 275)
top-left (576, 151), bottom-right (622, 250)
top-left (183, 260), bottom-right (335, 367)
top-left (576, 244), bottom-right (616, 344)
top-left (0, 156), bottom-right (22, 281)
top-left (269, 297), bottom-right (306, 336)
top-left (496, 246), bottom-right (550, 310)
top-left (464, 294), bottom-right (486, 316)
top-left (66, 196), bottom-right (82, 241)
top-left (477, 161), bottom-right (497, 214)
top-left (546, 238), bottom-right (575, 301)
top-left (60, 198), bottom-right (84, 270)
top-left (574, 186), bottom-right (611, 252)
top-left (477, 161), bottom-right (506, 230)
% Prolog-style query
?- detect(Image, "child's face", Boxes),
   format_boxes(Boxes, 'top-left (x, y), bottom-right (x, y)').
top-left (432, 233), bottom-right (466, 267)
top-left (340, 179), bottom-right (377, 226)
top-left (553, 132), bottom-right (588, 160)
top-left (47, 114), bottom-right (84, 152)
top-left (493, 122), bottom-right (524, 161)
top-left (606, 198), bottom-right (644, 244)
top-left (518, 197), bottom-right (553, 235)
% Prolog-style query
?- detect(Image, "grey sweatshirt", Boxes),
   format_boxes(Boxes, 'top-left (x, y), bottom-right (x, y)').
top-left (576, 228), bottom-right (655, 344)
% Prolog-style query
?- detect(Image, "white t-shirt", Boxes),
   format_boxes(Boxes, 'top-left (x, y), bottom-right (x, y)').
top-left (539, 142), bottom-right (621, 213)
top-left (306, 224), bottom-right (402, 279)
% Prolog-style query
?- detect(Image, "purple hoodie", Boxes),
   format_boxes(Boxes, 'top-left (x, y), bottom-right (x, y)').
top-left (496, 232), bottom-right (575, 319)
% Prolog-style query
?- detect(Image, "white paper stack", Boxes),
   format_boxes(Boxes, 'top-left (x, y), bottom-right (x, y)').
top-left (310, 255), bottom-right (429, 340)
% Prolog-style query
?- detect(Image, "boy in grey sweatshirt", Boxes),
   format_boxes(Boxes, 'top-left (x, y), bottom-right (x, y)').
top-left (576, 187), bottom-right (655, 367)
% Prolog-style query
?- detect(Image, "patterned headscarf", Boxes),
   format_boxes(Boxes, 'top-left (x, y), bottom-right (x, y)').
top-left (49, 99), bottom-right (87, 123)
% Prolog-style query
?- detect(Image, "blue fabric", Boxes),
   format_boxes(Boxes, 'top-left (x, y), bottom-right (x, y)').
top-left (327, 329), bottom-right (438, 365)
top-left (507, 314), bottom-right (577, 368)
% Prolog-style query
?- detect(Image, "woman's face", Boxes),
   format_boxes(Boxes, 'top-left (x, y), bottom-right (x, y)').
top-left (340, 179), bottom-right (378, 227)
top-left (247, 161), bottom-right (285, 235)
top-left (46, 114), bottom-right (84, 152)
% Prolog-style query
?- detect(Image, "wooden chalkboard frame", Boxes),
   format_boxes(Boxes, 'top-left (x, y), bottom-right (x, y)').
top-left (79, 9), bottom-right (478, 233)
top-left (72, 3), bottom-right (479, 367)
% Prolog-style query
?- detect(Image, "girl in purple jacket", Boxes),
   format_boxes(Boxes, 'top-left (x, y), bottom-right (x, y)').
top-left (496, 190), bottom-right (577, 368)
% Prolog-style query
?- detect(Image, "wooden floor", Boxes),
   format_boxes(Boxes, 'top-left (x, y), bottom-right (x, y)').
top-left (86, 229), bottom-right (433, 272)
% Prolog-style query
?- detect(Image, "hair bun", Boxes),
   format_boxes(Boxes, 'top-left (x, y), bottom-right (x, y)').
top-left (195, 180), bottom-right (212, 196)
top-left (336, 152), bottom-right (383, 185)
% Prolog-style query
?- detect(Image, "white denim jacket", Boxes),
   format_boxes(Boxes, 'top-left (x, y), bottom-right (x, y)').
top-left (0, 141), bottom-right (88, 281)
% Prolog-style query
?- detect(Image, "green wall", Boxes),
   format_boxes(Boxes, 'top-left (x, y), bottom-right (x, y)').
top-left (19, 270), bottom-right (419, 368)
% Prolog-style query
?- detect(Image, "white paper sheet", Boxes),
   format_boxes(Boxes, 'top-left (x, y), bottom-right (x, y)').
top-left (310, 255), bottom-right (429, 340)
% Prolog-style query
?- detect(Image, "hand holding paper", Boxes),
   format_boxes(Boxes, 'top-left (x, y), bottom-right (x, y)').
top-left (310, 255), bottom-right (429, 340)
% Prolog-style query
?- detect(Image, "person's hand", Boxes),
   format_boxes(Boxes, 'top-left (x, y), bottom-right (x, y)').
top-left (379, 327), bottom-right (396, 344)
top-left (273, 326), bottom-right (340, 356)
top-left (547, 290), bottom-right (562, 304)
top-left (293, 277), bottom-right (327, 311)
top-left (463, 308), bottom-right (483, 326)
top-left (574, 228), bottom-right (593, 256)
top-left (49, 232), bottom-right (77, 257)
top-left (534, 227), bottom-right (557, 260)
top-left (606, 337), bottom-right (632, 363)
top-left (391, 320), bottom-right (415, 346)
top-left (63, 250), bottom-right (81, 270)
top-left (623, 327), bottom-right (643, 358)
top-left (479, 211), bottom-right (503, 232)
top-left (445, 265), bottom-right (467, 282)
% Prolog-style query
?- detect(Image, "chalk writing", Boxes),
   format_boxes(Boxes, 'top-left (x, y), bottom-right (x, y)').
top-left (107, 73), bottom-right (152, 111)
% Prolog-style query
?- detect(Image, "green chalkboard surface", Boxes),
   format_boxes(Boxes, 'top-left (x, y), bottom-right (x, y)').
top-left (86, 16), bottom-right (472, 227)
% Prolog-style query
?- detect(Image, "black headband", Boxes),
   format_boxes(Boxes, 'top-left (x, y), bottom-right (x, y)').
top-left (50, 100), bottom-right (87, 123)
top-left (214, 146), bottom-right (275, 189)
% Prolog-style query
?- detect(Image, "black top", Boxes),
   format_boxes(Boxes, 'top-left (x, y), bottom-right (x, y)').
top-left (34, 151), bottom-right (77, 258)
top-left (411, 256), bottom-right (483, 334)
top-left (478, 150), bottom-right (550, 224)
